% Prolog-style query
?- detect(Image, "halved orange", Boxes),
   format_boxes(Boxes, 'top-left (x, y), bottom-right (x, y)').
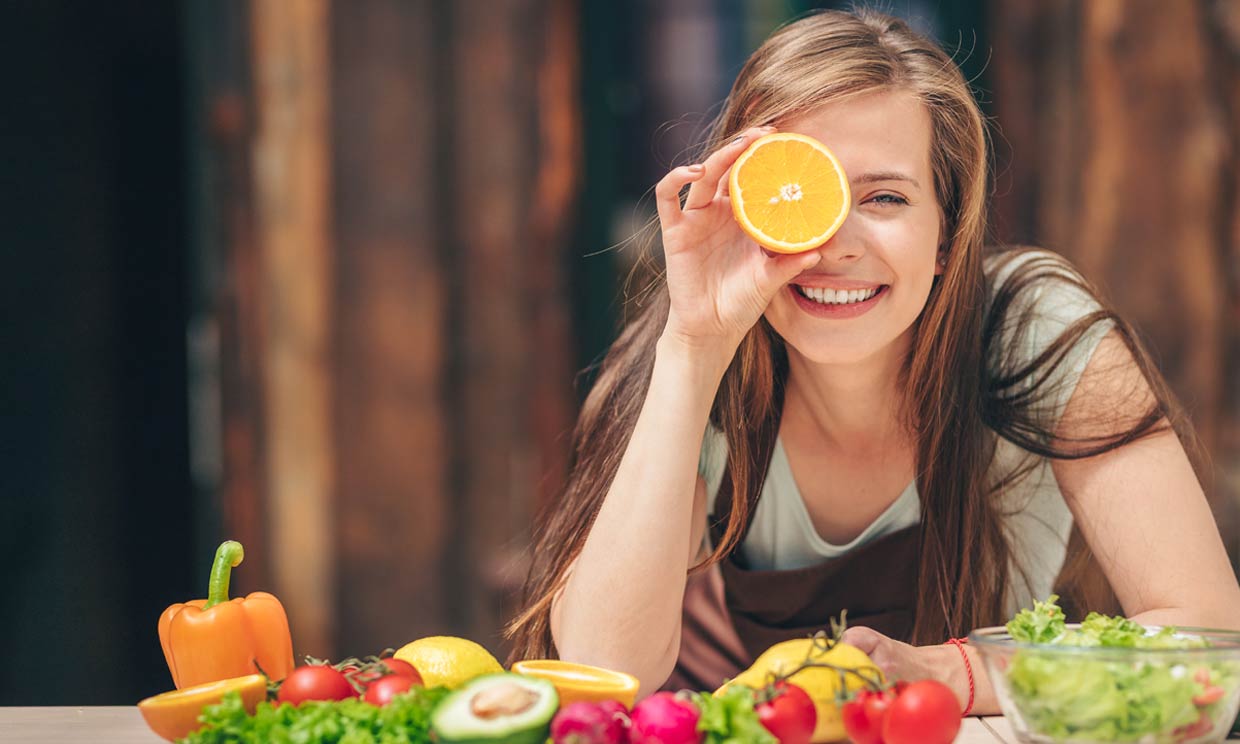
top-left (137, 673), bottom-right (266, 741)
top-left (728, 132), bottom-right (851, 254)
top-left (510, 659), bottom-right (640, 708)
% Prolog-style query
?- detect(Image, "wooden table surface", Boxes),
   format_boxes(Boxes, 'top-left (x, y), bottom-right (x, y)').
top-left (0, 706), bottom-right (1014, 743)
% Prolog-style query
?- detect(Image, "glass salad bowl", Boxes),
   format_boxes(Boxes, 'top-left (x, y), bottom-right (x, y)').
top-left (970, 625), bottom-right (1240, 744)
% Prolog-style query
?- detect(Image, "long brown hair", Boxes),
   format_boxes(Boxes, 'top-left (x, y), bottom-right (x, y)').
top-left (506, 8), bottom-right (1199, 661)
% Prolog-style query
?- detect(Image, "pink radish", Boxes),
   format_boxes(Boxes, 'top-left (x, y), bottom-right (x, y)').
top-left (628, 692), bottom-right (701, 744)
top-left (550, 701), bottom-right (629, 744)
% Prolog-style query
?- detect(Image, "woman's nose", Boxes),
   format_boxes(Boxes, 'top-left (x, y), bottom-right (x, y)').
top-left (813, 218), bottom-right (865, 262)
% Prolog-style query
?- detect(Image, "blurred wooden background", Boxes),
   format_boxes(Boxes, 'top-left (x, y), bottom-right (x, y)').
top-left (3, 0), bottom-right (1238, 705)
top-left (187, 0), bottom-right (581, 659)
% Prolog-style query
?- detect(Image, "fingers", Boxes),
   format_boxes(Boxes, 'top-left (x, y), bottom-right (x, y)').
top-left (654, 164), bottom-right (706, 228)
top-left (840, 625), bottom-right (885, 655)
top-left (755, 249), bottom-right (822, 299)
top-left (683, 125), bottom-right (776, 211)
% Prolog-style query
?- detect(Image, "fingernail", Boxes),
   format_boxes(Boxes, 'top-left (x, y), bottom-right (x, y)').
top-left (688, 163), bottom-right (704, 172)
top-left (730, 134), bottom-right (747, 145)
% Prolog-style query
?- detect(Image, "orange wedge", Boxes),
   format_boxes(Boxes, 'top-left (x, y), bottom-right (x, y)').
top-left (728, 132), bottom-right (851, 254)
top-left (137, 674), bottom-right (267, 741)
top-left (510, 660), bottom-right (640, 708)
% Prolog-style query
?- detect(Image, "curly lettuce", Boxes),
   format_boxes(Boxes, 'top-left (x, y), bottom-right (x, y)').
top-left (181, 687), bottom-right (450, 744)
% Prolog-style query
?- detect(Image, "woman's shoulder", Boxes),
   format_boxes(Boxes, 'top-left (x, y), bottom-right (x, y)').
top-left (983, 246), bottom-right (1089, 295)
top-left (981, 246), bottom-right (1116, 425)
top-left (982, 246), bottom-right (1108, 337)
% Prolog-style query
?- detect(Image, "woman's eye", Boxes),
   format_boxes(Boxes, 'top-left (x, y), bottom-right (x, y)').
top-left (867, 193), bottom-right (909, 206)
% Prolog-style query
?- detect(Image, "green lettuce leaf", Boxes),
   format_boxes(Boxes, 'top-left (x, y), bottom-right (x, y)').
top-left (1006, 594), bottom-right (1066, 643)
top-left (180, 687), bottom-right (450, 744)
top-left (692, 685), bottom-right (778, 744)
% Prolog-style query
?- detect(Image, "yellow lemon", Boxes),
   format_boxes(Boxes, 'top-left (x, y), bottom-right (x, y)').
top-left (137, 674), bottom-right (266, 742)
top-left (394, 636), bottom-right (503, 690)
top-left (716, 639), bottom-right (882, 743)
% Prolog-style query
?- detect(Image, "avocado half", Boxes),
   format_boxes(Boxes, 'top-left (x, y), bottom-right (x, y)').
top-left (431, 672), bottom-right (559, 744)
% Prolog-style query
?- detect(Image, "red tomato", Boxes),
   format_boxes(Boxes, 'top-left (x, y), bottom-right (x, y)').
top-left (841, 688), bottom-right (894, 744)
top-left (382, 658), bottom-right (423, 684)
top-left (755, 681), bottom-right (817, 744)
top-left (277, 666), bottom-right (355, 705)
top-left (364, 674), bottom-right (417, 706)
top-left (881, 680), bottom-right (961, 744)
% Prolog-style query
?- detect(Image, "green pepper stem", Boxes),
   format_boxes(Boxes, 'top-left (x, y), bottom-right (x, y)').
top-left (203, 541), bottom-right (245, 609)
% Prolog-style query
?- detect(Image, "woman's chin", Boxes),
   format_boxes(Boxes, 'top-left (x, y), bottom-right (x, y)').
top-left (781, 333), bottom-right (884, 366)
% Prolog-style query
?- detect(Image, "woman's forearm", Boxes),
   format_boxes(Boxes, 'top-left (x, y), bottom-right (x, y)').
top-left (1130, 605), bottom-right (1240, 632)
top-left (552, 334), bottom-right (732, 692)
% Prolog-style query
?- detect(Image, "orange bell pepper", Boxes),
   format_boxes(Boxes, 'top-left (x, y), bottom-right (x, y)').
top-left (158, 540), bottom-right (295, 689)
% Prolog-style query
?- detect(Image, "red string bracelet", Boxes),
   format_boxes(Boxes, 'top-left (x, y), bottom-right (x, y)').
top-left (945, 637), bottom-right (975, 716)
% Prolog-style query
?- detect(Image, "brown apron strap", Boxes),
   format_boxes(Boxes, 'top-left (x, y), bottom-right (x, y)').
top-left (662, 562), bottom-right (750, 692)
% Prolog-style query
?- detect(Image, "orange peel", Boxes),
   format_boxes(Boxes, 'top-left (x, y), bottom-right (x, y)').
top-left (137, 673), bottom-right (267, 741)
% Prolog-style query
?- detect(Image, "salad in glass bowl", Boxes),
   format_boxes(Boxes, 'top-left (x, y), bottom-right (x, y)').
top-left (970, 596), bottom-right (1240, 743)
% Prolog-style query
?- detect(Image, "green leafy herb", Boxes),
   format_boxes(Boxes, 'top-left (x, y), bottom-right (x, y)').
top-left (181, 686), bottom-right (450, 744)
top-left (692, 685), bottom-right (777, 744)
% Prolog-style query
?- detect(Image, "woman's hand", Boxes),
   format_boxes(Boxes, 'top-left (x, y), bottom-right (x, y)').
top-left (840, 626), bottom-right (996, 715)
top-left (655, 125), bottom-right (823, 353)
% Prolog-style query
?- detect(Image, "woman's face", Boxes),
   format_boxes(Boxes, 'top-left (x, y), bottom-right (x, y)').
top-left (761, 89), bottom-right (943, 366)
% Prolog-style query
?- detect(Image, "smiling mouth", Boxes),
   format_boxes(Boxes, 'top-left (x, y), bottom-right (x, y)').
top-left (793, 284), bottom-right (887, 305)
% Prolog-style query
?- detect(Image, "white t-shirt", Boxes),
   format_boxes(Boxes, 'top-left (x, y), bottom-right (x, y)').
top-left (698, 249), bottom-right (1114, 615)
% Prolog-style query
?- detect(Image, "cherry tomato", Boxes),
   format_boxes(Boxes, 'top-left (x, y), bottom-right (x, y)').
top-left (881, 680), bottom-right (961, 744)
top-left (841, 688), bottom-right (894, 744)
top-left (276, 666), bottom-right (355, 705)
top-left (755, 681), bottom-right (816, 744)
top-left (364, 674), bottom-right (418, 706)
top-left (381, 658), bottom-right (423, 684)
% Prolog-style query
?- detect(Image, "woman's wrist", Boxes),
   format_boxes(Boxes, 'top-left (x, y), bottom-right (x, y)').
top-left (942, 639), bottom-right (975, 716)
top-left (933, 642), bottom-right (996, 716)
top-left (656, 329), bottom-right (737, 382)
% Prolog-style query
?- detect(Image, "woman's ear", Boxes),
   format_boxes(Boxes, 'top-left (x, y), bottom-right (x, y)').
top-left (935, 249), bottom-right (947, 276)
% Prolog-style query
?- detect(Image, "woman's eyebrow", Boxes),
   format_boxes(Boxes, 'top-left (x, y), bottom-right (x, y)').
top-left (852, 171), bottom-right (921, 189)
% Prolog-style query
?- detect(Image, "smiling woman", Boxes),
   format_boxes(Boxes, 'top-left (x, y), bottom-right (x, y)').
top-left (504, 7), bottom-right (1240, 717)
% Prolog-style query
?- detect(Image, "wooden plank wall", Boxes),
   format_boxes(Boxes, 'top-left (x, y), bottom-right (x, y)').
top-left (186, 0), bottom-right (271, 597)
top-left (250, 0), bottom-right (337, 660)
top-left (190, 0), bottom-right (579, 660)
top-left (330, 0), bottom-right (451, 650)
top-left (990, 1), bottom-right (1240, 549)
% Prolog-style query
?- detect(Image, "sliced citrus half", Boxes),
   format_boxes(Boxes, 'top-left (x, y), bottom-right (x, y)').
top-left (510, 659), bottom-right (641, 708)
top-left (728, 132), bottom-right (851, 254)
top-left (137, 673), bottom-right (266, 741)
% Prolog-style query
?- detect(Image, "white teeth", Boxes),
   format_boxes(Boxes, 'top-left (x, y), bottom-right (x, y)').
top-left (797, 285), bottom-right (880, 305)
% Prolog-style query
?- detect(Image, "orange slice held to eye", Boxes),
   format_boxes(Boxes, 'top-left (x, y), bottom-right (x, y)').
top-left (728, 132), bottom-right (851, 254)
